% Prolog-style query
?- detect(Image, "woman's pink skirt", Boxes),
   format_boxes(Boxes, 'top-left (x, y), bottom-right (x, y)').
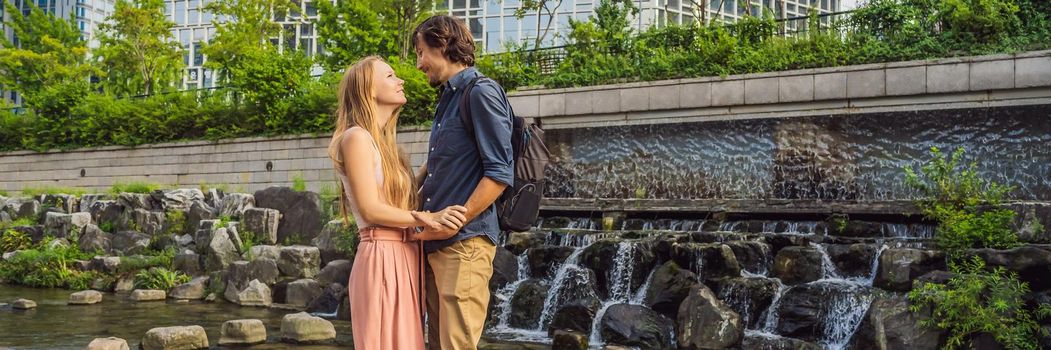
top-left (348, 226), bottom-right (425, 349)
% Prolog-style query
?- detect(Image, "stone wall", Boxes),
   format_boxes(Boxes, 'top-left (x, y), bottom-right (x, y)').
top-left (0, 128), bottom-right (431, 194)
top-left (2, 51), bottom-right (1049, 195)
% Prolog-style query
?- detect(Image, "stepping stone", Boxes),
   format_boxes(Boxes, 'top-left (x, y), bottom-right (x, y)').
top-left (130, 289), bottom-right (166, 301)
top-left (69, 290), bottom-right (103, 305)
top-left (280, 312), bottom-right (335, 343)
top-left (219, 319), bottom-right (267, 345)
top-left (86, 337), bottom-right (129, 350)
top-left (12, 298), bottom-right (36, 310)
top-left (141, 326), bottom-right (208, 350)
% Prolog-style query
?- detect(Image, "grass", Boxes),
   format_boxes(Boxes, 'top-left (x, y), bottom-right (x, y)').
top-left (21, 185), bottom-right (88, 197)
top-left (109, 180), bottom-right (163, 194)
top-left (292, 173), bottom-right (307, 192)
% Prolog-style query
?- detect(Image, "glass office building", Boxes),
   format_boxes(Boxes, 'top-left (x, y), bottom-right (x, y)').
top-left (163, 0), bottom-right (329, 89)
top-left (437, 0), bottom-right (840, 53)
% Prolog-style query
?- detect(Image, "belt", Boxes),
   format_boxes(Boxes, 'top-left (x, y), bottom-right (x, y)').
top-left (358, 225), bottom-right (417, 242)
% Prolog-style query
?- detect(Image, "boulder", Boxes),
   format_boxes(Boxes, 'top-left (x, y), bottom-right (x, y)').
top-left (724, 240), bottom-right (773, 275)
top-left (526, 245), bottom-right (576, 279)
top-left (254, 186), bottom-right (325, 243)
top-left (1009, 202), bottom-right (1051, 243)
top-left (5, 198), bottom-right (40, 220)
top-left (228, 279), bottom-right (272, 307)
top-left (600, 303), bottom-right (675, 350)
top-left (223, 259), bottom-right (280, 302)
top-left (579, 240), bottom-right (657, 299)
top-left (247, 244), bottom-right (281, 262)
top-left (218, 319), bottom-right (267, 346)
top-left (78, 193), bottom-right (111, 212)
top-left (971, 246), bottom-right (1051, 291)
top-left (86, 337), bottom-right (129, 350)
top-left (509, 279), bottom-right (548, 328)
top-left (874, 248), bottom-right (946, 292)
top-left (130, 289), bottom-right (166, 301)
top-left (69, 290), bottom-right (103, 305)
top-left (643, 261), bottom-right (700, 320)
top-left (772, 246), bottom-right (824, 285)
top-left (88, 200), bottom-right (123, 229)
top-left (824, 243), bottom-right (878, 278)
top-left (552, 329), bottom-right (589, 350)
top-left (158, 189), bottom-right (205, 212)
top-left (306, 283), bottom-right (347, 316)
top-left (670, 243), bottom-right (742, 283)
top-left (170, 276), bottom-right (210, 300)
top-left (185, 202), bottom-right (216, 240)
top-left (122, 208), bottom-right (165, 236)
top-left (287, 278), bottom-right (324, 308)
top-left (676, 285), bottom-right (744, 350)
top-left (204, 228), bottom-right (240, 271)
top-left (111, 231), bottom-right (151, 255)
top-left (117, 193), bottom-right (156, 211)
top-left (316, 259), bottom-right (352, 287)
top-left (242, 207), bottom-right (280, 245)
top-left (311, 219), bottom-right (350, 265)
top-left (113, 276), bottom-right (135, 292)
top-left (714, 277), bottom-right (781, 329)
top-left (140, 325), bottom-right (208, 350)
top-left (90, 256), bottom-right (122, 274)
top-left (774, 281), bottom-right (872, 343)
top-left (12, 298), bottom-right (36, 310)
top-left (847, 294), bottom-right (944, 350)
top-left (44, 212), bottom-right (91, 239)
top-left (490, 246), bottom-right (520, 291)
top-left (172, 253), bottom-right (204, 276)
top-left (278, 245), bottom-right (321, 279)
top-left (41, 193), bottom-right (78, 213)
top-left (505, 231), bottom-right (543, 255)
top-left (549, 299), bottom-right (602, 336)
top-left (219, 193), bottom-right (255, 219)
top-left (78, 224), bottom-right (111, 253)
top-left (281, 311), bottom-right (336, 343)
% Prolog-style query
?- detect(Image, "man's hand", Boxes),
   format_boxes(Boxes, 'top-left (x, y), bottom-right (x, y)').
top-left (411, 206), bottom-right (466, 241)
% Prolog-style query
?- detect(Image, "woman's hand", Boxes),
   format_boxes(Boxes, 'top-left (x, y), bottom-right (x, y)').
top-left (411, 206), bottom-right (468, 241)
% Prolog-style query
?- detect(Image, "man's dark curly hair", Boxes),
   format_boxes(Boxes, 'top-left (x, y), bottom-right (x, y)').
top-left (413, 15), bottom-right (476, 66)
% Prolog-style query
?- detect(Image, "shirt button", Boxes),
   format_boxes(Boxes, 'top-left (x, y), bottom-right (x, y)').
top-left (437, 123), bottom-right (441, 127)
top-left (430, 147), bottom-right (434, 151)
top-left (426, 198), bottom-right (431, 202)
top-left (428, 174), bottom-right (432, 177)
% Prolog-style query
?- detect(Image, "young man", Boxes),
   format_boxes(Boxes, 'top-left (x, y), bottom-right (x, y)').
top-left (411, 15), bottom-right (514, 350)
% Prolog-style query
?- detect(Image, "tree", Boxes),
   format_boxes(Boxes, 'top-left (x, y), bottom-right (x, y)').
top-left (315, 0), bottom-right (398, 71)
top-left (0, 0), bottom-right (95, 104)
top-left (377, 0), bottom-right (432, 60)
top-left (515, 0), bottom-right (566, 50)
top-left (94, 0), bottom-right (184, 96)
top-left (202, 0), bottom-right (294, 82)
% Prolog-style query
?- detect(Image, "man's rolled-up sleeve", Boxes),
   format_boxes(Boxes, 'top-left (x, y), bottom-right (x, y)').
top-left (468, 83), bottom-right (514, 187)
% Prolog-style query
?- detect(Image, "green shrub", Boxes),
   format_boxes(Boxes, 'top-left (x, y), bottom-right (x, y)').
top-left (335, 217), bottom-right (358, 260)
top-left (21, 185), bottom-right (87, 197)
top-left (0, 243), bottom-right (94, 289)
top-left (134, 267), bottom-right (190, 290)
top-left (905, 147), bottom-right (1020, 259)
top-left (909, 256), bottom-right (1051, 350)
top-left (118, 249), bottom-right (175, 274)
top-left (292, 173), bottom-right (307, 192)
top-left (0, 229), bottom-right (32, 252)
top-left (109, 180), bottom-right (162, 194)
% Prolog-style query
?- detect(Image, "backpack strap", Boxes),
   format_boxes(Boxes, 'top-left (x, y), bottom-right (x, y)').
top-left (458, 76), bottom-right (490, 137)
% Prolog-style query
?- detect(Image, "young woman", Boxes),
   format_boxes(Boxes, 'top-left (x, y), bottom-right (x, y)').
top-left (327, 56), bottom-right (465, 349)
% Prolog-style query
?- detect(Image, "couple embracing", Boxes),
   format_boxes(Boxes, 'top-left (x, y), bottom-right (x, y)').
top-left (326, 15), bottom-right (513, 350)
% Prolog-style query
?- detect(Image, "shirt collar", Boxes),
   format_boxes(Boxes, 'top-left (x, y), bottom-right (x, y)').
top-left (441, 66), bottom-right (479, 94)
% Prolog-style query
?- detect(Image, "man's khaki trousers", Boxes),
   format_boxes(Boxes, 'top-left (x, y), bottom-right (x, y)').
top-left (425, 236), bottom-right (497, 350)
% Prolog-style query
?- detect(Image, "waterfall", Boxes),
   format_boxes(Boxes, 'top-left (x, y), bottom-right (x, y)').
top-left (494, 253), bottom-right (532, 329)
top-left (607, 242), bottom-right (637, 301)
top-left (535, 248), bottom-right (587, 329)
top-left (812, 243), bottom-right (843, 280)
top-left (819, 282), bottom-right (875, 350)
top-left (759, 278), bottom-right (787, 333)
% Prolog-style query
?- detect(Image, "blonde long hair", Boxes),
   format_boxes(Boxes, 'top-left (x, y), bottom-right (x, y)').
top-left (328, 56), bottom-right (418, 226)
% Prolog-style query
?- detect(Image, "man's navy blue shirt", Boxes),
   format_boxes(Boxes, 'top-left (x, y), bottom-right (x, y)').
top-left (420, 67), bottom-right (514, 253)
